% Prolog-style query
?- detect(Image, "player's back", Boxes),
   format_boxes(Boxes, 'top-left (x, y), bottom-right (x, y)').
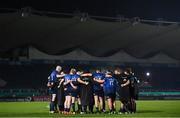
top-left (103, 77), bottom-right (117, 94)
top-left (64, 74), bottom-right (73, 92)
top-left (93, 72), bottom-right (105, 91)
top-left (71, 74), bottom-right (80, 85)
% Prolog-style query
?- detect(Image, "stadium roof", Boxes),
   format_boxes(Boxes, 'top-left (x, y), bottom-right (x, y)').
top-left (0, 12), bottom-right (180, 61)
top-left (29, 47), bottom-right (180, 64)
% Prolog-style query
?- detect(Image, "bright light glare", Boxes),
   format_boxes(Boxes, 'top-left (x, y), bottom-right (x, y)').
top-left (146, 72), bottom-right (150, 76)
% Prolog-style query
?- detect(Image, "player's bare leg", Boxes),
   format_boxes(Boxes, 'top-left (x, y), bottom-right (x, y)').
top-left (94, 95), bottom-right (99, 113)
top-left (64, 96), bottom-right (68, 114)
top-left (71, 97), bottom-right (76, 114)
top-left (107, 98), bottom-right (113, 114)
top-left (112, 98), bottom-right (116, 113)
top-left (50, 94), bottom-right (56, 113)
top-left (99, 96), bottom-right (104, 112)
top-left (77, 97), bottom-right (82, 113)
top-left (118, 102), bottom-right (124, 114)
top-left (64, 96), bottom-right (72, 114)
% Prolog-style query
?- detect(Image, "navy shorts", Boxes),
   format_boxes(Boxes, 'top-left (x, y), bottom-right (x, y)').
top-left (105, 93), bottom-right (116, 100)
top-left (93, 90), bottom-right (104, 97)
top-left (64, 91), bottom-right (72, 96)
top-left (71, 92), bottom-right (78, 97)
top-left (64, 91), bottom-right (77, 97)
top-left (48, 88), bottom-right (57, 94)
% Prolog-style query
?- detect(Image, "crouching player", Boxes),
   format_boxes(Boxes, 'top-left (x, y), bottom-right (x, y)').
top-left (47, 66), bottom-right (63, 113)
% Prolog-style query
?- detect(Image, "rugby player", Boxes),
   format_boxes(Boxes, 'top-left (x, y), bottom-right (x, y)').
top-left (63, 69), bottom-right (77, 114)
top-left (47, 66), bottom-right (64, 113)
top-left (103, 71), bottom-right (118, 114)
top-left (70, 68), bottom-right (81, 114)
top-left (127, 68), bottom-right (140, 113)
top-left (92, 69), bottom-right (105, 113)
top-left (57, 71), bottom-right (65, 113)
top-left (78, 71), bottom-right (94, 114)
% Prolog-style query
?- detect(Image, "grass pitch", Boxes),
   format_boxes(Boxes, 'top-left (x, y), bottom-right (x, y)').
top-left (0, 100), bottom-right (180, 117)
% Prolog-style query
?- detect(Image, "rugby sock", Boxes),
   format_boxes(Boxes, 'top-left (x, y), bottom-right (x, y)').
top-left (50, 101), bottom-right (55, 111)
top-left (101, 108), bottom-right (106, 112)
top-left (65, 108), bottom-right (69, 112)
top-left (72, 103), bottom-right (75, 112)
top-left (78, 104), bottom-right (82, 112)
top-left (54, 103), bottom-right (57, 111)
top-left (112, 107), bottom-right (115, 112)
top-left (112, 105), bottom-right (115, 112)
top-left (58, 105), bottom-right (64, 111)
top-left (96, 107), bottom-right (99, 112)
top-left (103, 99), bottom-right (106, 111)
top-left (123, 104), bottom-right (128, 112)
top-left (134, 102), bottom-right (136, 112)
top-left (89, 105), bottom-right (94, 113)
top-left (82, 106), bottom-right (87, 112)
top-left (64, 104), bottom-right (68, 111)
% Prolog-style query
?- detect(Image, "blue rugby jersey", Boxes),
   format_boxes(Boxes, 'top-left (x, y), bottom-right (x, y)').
top-left (103, 77), bottom-right (117, 94)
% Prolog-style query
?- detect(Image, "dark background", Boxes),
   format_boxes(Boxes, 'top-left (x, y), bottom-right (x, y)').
top-left (1, 0), bottom-right (180, 21)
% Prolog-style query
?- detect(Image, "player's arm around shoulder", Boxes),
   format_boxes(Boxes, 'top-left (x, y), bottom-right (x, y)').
top-left (47, 76), bottom-right (53, 88)
top-left (94, 77), bottom-right (105, 84)
top-left (70, 81), bottom-right (77, 89)
top-left (77, 78), bottom-right (89, 85)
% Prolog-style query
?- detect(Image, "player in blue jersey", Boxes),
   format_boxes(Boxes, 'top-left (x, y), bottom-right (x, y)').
top-left (103, 71), bottom-right (118, 114)
top-left (94, 70), bottom-right (117, 114)
top-left (93, 69), bottom-right (105, 113)
top-left (63, 69), bottom-right (78, 114)
top-left (76, 71), bottom-right (84, 113)
top-left (47, 66), bottom-right (64, 113)
top-left (70, 68), bottom-right (81, 114)
top-left (63, 71), bottom-right (72, 114)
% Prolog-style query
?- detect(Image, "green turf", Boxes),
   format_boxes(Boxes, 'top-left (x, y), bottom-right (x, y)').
top-left (0, 100), bottom-right (180, 117)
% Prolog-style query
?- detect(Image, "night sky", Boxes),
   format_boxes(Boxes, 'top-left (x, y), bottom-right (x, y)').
top-left (1, 0), bottom-right (180, 21)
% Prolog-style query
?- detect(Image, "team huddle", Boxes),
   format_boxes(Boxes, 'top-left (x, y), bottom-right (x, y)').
top-left (47, 66), bottom-right (139, 114)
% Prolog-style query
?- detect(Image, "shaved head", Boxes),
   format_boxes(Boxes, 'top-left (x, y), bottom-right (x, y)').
top-left (56, 66), bottom-right (62, 73)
